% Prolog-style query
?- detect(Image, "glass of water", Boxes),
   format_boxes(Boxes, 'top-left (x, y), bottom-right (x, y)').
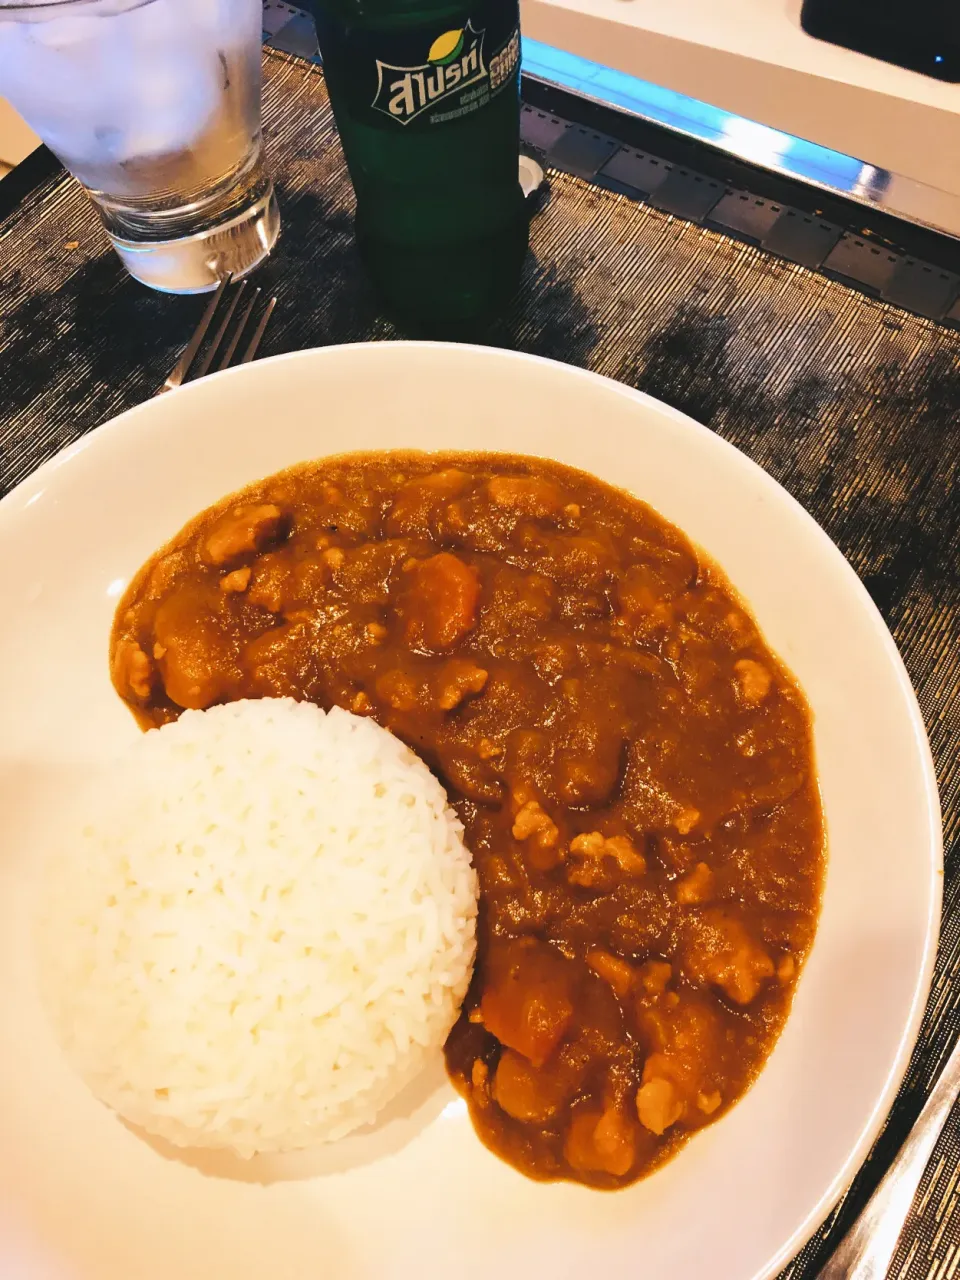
top-left (0, 0), bottom-right (279, 293)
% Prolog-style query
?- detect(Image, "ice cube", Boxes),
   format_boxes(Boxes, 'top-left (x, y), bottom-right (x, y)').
top-left (0, 21), bottom-right (98, 150)
top-left (108, 52), bottom-right (220, 159)
top-left (26, 13), bottom-right (102, 49)
top-left (122, 0), bottom-right (185, 48)
top-left (187, 0), bottom-right (227, 35)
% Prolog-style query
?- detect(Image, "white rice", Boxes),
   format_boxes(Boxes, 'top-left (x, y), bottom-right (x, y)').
top-left (36, 698), bottom-right (478, 1158)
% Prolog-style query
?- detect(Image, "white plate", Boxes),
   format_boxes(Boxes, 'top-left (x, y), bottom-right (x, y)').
top-left (0, 342), bottom-right (942, 1280)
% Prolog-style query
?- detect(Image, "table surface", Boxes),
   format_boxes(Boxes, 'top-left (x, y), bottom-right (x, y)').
top-left (1, 46), bottom-right (959, 1280)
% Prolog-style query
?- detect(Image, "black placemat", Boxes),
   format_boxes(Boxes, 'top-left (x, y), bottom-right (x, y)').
top-left (1, 47), bottom-right (959, 1280)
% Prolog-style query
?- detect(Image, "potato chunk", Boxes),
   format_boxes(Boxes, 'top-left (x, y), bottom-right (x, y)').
top-left (493, 1048), bottom-right (580, 1123)
top-left (201, 504), bottom-right (285, 567)
top-left (153, 587), bottom-right (237, 710)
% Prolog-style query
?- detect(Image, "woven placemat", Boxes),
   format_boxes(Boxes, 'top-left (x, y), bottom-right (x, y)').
top-left (1, 48), bottom-right (958, 1279)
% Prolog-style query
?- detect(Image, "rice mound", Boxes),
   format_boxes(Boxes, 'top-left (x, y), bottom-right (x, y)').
top-left (37, 698), bottom-right (478, 1158)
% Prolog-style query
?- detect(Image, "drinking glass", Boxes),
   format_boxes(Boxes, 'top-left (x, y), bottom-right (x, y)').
top-left (0, 0), bottom-right (280, 293)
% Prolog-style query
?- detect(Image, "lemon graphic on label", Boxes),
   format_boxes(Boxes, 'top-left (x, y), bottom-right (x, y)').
top-left (428, 28), bottom-right (465, 64)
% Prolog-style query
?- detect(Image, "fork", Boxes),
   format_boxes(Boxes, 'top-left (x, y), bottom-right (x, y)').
top-left (816, 1034), bottom-right (960, 1278)
top-left (160, 275), bottom-right (277, 394)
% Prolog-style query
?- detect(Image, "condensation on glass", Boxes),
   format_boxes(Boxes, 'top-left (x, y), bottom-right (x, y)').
top-left (0, 0), bottom-right (279, 292)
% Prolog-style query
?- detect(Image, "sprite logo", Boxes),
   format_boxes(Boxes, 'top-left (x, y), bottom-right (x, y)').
top-left (372, 21), bottom-right (487, 124)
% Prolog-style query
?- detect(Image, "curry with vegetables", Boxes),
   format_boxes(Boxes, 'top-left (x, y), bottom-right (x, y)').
top-left (111, 452), bottom-right (824, 1188)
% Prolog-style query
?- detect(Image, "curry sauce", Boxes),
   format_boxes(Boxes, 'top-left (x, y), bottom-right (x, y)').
top-left (111, 452), bottom-right (824, 1188)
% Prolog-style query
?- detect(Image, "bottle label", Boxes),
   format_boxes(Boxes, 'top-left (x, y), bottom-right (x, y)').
top-left (318, 0), bottom-right (520, 129)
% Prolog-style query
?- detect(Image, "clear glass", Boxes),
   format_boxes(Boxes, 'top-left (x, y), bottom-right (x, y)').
top-left (0, 0), bottom-right (280, 292)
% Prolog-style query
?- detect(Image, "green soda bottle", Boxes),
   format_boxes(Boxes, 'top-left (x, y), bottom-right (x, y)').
top-left (305, 0), bottom-right (529, 328)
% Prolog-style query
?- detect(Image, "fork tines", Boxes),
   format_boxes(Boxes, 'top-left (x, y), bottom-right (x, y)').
top-left (162, 275), bottom-right (277, 393)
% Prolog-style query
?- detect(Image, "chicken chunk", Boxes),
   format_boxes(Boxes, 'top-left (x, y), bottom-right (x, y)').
top-left (510, 795), bottom-right (562, 871)
top-left (675, 862), bottom-right (715, 905)
top-left (586, 949), bottom-right (635, 999)
top-left (338, 538), bottom-right (421, 605)
top-left (555, 728), bottom-right (625, 807)
top-left (512, 799), bottom-right (559, 848)
top-left (567, 832), bottom-right (646, 888)
top-left (200, 503), bottom-right (285, 567)
top-left (480, 567), bottom-right (555, 641)
top-left (219, 567), bottom-right (251, 594)
top-left (564, 1105), bottom-right (637, 1178)
top-left (399, 552), bottom-right (480, 651)
top-left (682, 908), bottom-right (775, 1004)
top-left (733, 658), bottom-right (773, 707)
top-left (617, 564), bottom-right (675, 636)
top-left (375, 668), bottom-right (422, 712)
top-left (619, 740), bottom-right (704, 837)
top-left (486, 475), bottom-right (565, 518)
top-left (673, 806), bottom-right (700, 836)
top-left (637, 960), bottom-right (672, 998)
top-left (246, 552), bottom-right (293, 613)
top-left (635, 994), bottom-right (721, 1132)
top-left (240, 617), bottom-right (345, 703)
top-left (636, 1076), bottom-right (684, 1136)
top-left (435, 659), bottom-right (488, 711)
top-left (550, 534), bottom-right (619, 590)
top-left (386, 469), bottom-right (473, 535)
top-left (111, 636), bottom-right (155, 701)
